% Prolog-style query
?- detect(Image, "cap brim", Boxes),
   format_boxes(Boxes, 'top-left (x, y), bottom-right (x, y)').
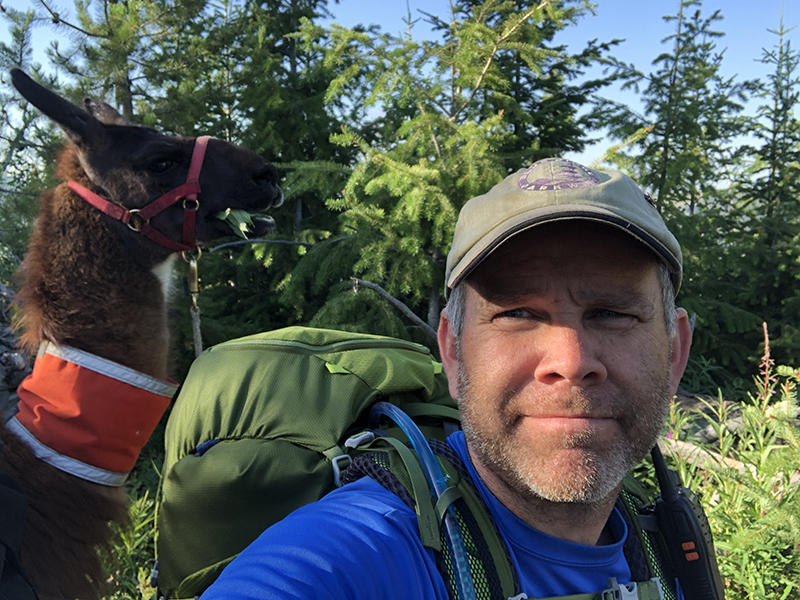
top-left (446, 206), bottom-right (682, 293)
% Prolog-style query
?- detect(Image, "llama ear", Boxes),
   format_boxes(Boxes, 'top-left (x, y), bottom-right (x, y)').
top-left (10, 68), bottom-right (104, 146)
top-left (84, 99), bottom-right (133, 126)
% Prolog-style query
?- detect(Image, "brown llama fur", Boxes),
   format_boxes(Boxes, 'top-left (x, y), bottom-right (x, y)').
top-left (14, 147), bottom-right (172, 376)
top-left (0, 426), bottom-right (129, 600)
top-left (0, 69), bottom-right (281, 600)
top-left (1, 146), bottom-right (167, 599)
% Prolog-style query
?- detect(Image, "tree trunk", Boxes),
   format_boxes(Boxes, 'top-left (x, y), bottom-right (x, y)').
top-left (427, 247), bottom-right (443, 330)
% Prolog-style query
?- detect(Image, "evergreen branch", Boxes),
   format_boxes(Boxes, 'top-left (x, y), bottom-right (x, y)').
top-left (450, 2), bottom-right (549, 122)
top-left (0, 132), bottom-right (50, 151)
top-left (36, 0), bottom-right (105, 39)
top-left (416, 101), bottom-right (442, 159)
top-left (590, 125), bottom-right (654, 168)
top-left (207, 238), bottom-right (314, 252)
top-left (351, 277), bottom-right (437, 341)
top-left (0, 108), bottom-right (43, 175)
top-left (0, 187), bottom-right (41, 197)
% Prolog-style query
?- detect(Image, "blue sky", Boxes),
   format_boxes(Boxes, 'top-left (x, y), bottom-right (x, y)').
top-left (325, 1), bottom-right (799, 162)
top-left (6, 0), bottom-right (795, 85)
top-left (327, 0), bottom-right (798, 84)
top-left (2, 0), bottom-right (797, 163)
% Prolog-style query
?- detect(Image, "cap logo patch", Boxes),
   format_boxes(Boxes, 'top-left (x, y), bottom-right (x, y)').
top-left (517, 158), bottom-right (600, 191)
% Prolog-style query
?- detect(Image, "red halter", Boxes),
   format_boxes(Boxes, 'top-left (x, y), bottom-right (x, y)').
top-left (67, 135), bottom-right (211, 253)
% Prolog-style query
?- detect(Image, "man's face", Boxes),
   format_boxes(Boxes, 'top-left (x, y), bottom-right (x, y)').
top-left (440, 222), bottom-right (688, 506)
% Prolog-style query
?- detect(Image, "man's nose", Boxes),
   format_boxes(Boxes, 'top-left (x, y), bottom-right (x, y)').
top-left (533, 325), bottom-right (607, 386)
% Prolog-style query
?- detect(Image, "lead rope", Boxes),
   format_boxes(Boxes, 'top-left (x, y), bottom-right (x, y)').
top-left (184, 250), bottom-right (203, 358)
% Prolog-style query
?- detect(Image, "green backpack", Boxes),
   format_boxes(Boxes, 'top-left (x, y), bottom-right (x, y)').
top-left (156, 326), bottom-right (464, 597)
top-left (154, 326), bottom-right (675, 600)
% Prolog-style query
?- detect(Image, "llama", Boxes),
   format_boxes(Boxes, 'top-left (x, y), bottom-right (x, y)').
top-left (0, 68), bottom-right (283, 600)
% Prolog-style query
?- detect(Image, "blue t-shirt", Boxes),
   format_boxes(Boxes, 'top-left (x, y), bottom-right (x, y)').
top-left (202, 432), bottom-right (634, 599)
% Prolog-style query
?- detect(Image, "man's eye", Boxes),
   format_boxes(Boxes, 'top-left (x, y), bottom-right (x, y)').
top-left (592, 309), bottom-right (636, 324)
top-left (497, 308), bottom-right (532, 319)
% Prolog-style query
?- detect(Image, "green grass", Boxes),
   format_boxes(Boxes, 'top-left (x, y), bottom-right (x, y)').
top-left (102, 418), bottom-right (165, 600)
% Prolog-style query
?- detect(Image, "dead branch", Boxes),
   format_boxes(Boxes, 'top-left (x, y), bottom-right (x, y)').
top-left (350, 277), bottom-right (437, 342)
top-left (660, 437), bottom-right (800, 487)
top-left (208, 238), bottom-right (313, 252)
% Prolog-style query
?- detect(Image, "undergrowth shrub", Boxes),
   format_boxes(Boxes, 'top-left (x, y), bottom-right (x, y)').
top-left (666, 324), bottom-right (800, 600)
top-left (102, 421), bottom-right (165, 599)
top-left (104, 490), bottom-right (158, 599)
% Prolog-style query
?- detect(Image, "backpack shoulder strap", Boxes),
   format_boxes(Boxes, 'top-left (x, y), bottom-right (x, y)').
top-left (348, 441), bottom-right (678, 600)
top-left (619, 476), bottom-right (679, 600)
top-left (428, 438), bottom-right (520, 600)
top-left (344, 436), bottom-right (520, 600)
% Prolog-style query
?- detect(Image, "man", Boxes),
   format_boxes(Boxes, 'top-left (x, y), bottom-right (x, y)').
top-left (202, 158), bottom-right (692, 599)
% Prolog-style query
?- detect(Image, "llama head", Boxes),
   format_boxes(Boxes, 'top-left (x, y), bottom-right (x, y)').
top-left (10, 68), bottom-right (283, 253)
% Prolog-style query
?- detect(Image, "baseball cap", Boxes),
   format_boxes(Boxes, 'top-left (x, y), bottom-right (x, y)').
top-left (445, 158), bottom-right (682, 296)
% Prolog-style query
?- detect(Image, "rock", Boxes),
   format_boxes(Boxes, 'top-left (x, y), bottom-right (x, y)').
top-left (0, 285), bottom-right (31, 418)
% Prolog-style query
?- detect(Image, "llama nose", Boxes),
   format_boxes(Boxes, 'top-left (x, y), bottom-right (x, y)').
top-left (254, 162), bottom-right (279, 187)
top-left (254, 162), bottom-right (282, 206)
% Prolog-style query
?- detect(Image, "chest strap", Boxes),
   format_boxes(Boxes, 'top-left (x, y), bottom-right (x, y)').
top-left (534, 578), bottom-right (664, 600)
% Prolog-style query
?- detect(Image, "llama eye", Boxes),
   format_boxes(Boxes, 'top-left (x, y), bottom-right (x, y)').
top-left (147, 158), bottom-right (176, 174)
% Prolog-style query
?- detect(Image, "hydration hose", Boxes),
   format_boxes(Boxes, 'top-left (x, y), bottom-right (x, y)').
top-left (369, 401), bottom-right (478, 600)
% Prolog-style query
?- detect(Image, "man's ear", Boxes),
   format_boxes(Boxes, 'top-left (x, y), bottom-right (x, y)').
top-left (438, 309), bottom-right (460, 400)
top-left (669, 308), bottom-right (693, 395)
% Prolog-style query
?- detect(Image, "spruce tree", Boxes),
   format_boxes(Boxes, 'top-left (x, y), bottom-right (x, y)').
top-left (426, 0), bottom-right (623, 163)
top-left (31, 0), bottom-right (203, 120)
top-left (729, 19), bottom-right (800, 366)
top-left (0, 8), bottom-right (61, 284)
top-left (599, 0), bottom-right (761, 375)
top-left (286, 0), bottom-right (619, 345)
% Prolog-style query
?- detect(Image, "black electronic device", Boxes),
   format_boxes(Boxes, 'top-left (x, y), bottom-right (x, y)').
top-left (651, 445), bottom-right (725, 600)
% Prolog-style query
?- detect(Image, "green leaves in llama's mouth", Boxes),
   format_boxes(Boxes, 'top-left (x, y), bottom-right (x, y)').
top-left (216, 208), bottom-right (255, 239)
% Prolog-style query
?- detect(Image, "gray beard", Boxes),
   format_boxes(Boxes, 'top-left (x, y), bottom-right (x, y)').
top-left (456, 355), bottom-right (671, 505)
